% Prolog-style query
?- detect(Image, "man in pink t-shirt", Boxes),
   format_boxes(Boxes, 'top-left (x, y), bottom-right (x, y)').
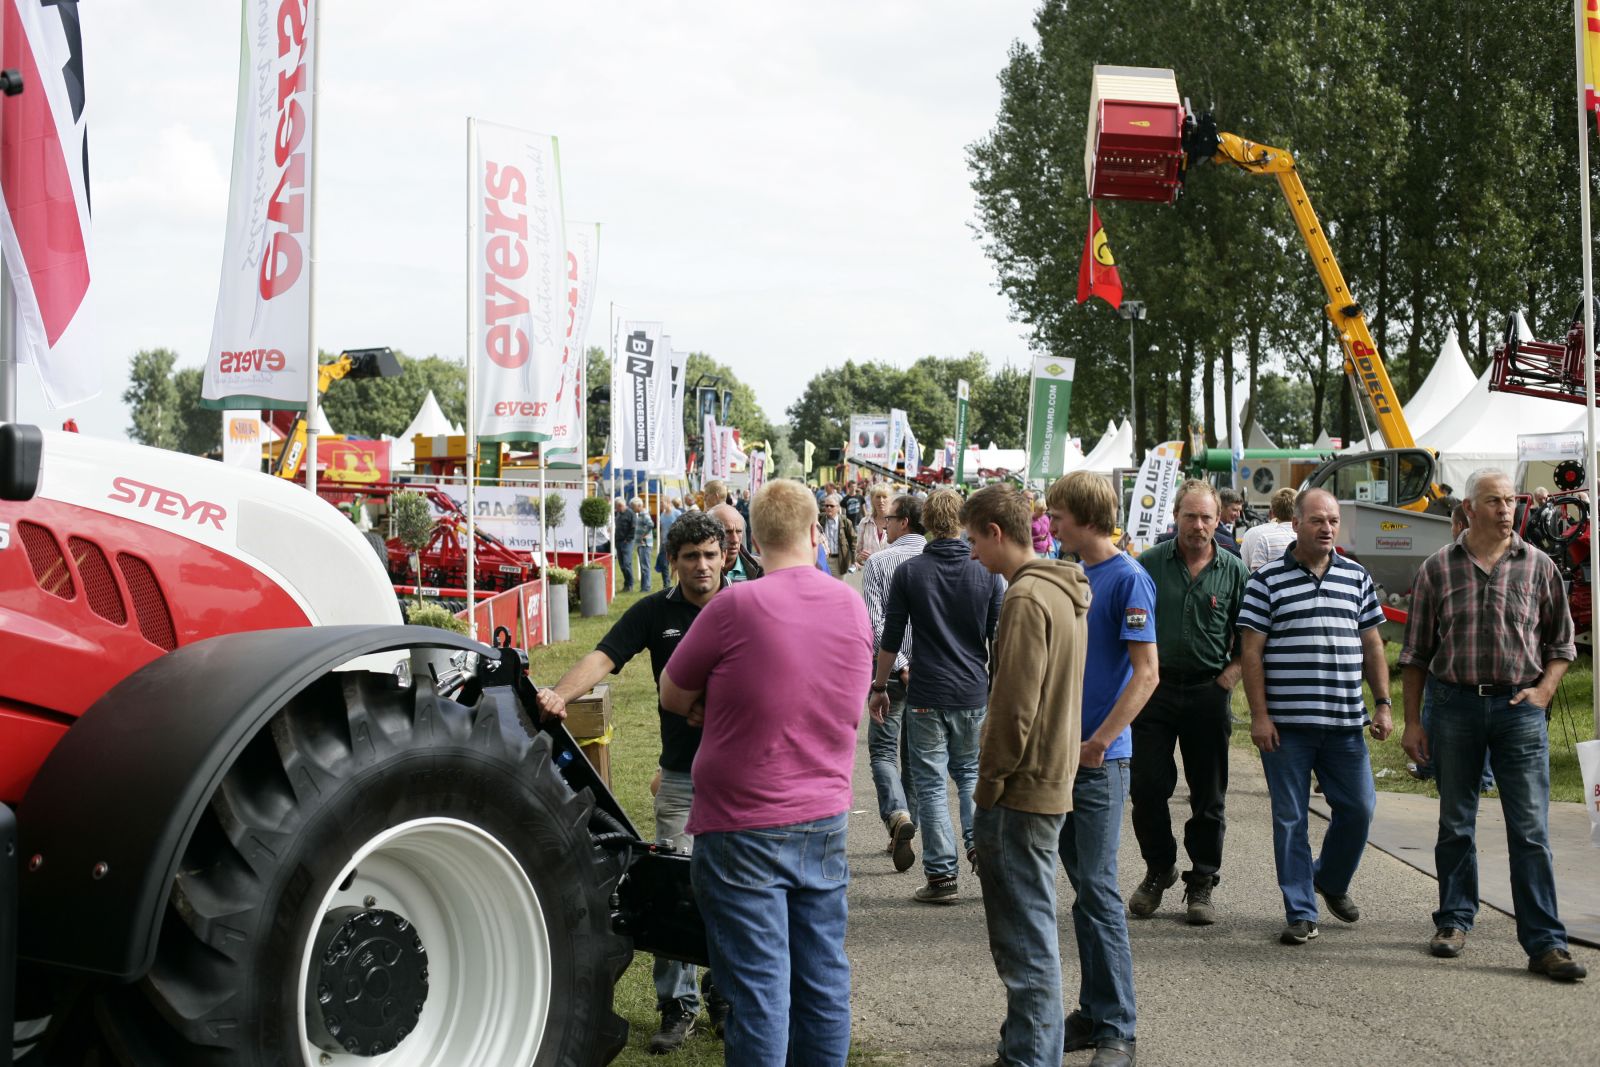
top-left (663, 479), bottom-right (873, 1066)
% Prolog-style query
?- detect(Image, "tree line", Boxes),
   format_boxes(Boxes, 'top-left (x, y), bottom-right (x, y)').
top-left (121, 346), bottom-right (783, 472)
top-left (968, 0), bottom-right (1584, 455)
top-left (785, 353), bottom-right (1029, 462)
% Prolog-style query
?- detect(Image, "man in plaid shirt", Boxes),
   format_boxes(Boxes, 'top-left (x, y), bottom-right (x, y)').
top-left (1399, 468), bottom-right (1585, 982)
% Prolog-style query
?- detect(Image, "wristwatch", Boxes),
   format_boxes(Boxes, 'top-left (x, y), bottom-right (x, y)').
top-left (871, 682), bottom-right (888, 694)
top-left (1374, 698), bottom-right (1393, 707)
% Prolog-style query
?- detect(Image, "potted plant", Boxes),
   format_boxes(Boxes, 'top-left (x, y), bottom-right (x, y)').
top-left (543, 491), bottom-right (568, 532)
top-left (576, 560), bottom-right (609, 617)
top-left (390, 491), bottom-right (434, 606)
top-left (405, 601), bottom-right (469, 635)
top-left (578, 495), bottom-right (610, 563)
top-left (544, 566), bottom-right (576, 641)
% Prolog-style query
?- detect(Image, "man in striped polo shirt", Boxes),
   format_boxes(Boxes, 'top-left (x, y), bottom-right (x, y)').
top-left (1238, 488), bottom-right (1392, 946)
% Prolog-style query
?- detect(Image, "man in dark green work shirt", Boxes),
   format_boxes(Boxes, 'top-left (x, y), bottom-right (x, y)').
top-left (1128, 479), bottom-right (1248, 927)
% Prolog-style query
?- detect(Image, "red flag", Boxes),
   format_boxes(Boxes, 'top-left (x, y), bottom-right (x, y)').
top-left (1076, 207), bottom-right (1124, 309)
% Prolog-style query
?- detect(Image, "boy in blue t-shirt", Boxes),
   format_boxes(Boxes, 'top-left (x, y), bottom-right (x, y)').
top-left (1045, 471), bottom-right (1159, 1067)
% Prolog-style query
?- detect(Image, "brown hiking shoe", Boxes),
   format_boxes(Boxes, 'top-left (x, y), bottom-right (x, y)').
top-left (1529, 948), bottom-right (1587, 982)
top-left (887, 811), bottom-right (916, 872)
top-left (1128, 865), bottom-right (1179, 917)
top-left (1430, 928), bottom-right (1466, 958)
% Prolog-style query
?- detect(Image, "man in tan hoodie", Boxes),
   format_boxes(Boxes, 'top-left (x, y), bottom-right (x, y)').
top-left (962, 484), bottom-right (1091, 1067)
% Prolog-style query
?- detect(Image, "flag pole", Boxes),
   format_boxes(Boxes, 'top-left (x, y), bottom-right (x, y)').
top-left (0, 270), bottom-right (15, 423)
top-left (465, 116), bottom-right (478, 638)
top-left (303, 0), bottom-right (324, 496)
top-left (540, 449), bottom-right (549, 644)
top-left (608, 302), bottom-right (617, 586)
top-left (1576, 0), bottom-right (1600, 735)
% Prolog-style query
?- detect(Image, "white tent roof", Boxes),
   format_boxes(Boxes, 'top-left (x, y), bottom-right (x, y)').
top-left (391, 390), bottom-right (456, 473)
top-left (1420, 318), bottom-right (1572, 491)
top-left (1345, 329), bottom-right (1478, 453)
top-left (1399, 329), bottom-right (1478, 439)
top-left (401, 391), bottom-right (455, 440)
top-left (310, 405), bottom-right (335, 437)
top-left (1082, 419), bottom-right (1134, 472)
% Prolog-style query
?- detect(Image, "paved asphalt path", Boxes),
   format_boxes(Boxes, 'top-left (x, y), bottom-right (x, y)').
top-left (842, 732), bottom-right (1600, 1066)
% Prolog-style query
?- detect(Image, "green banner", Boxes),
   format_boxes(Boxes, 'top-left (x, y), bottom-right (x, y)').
top-left (1026, 357), bottom-right (1076, 482)
top-left (954, 378), bottom-right (970, 484)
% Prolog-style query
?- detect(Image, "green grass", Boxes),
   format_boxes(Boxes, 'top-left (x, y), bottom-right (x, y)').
top-left (533, 587), bottom-right (893, 1066)
top-left (1228, 646), bottom-right (1597, 803)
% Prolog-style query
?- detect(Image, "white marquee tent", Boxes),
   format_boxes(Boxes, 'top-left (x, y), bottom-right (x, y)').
top-left (1419, 314), bottom-right (1574, 491)
top-left (388, 390), bottom-right (456, 474)
top-left (1080, 419), bottom-right (1134, 472)
top-left (1344, 328), bottom-right (1478, 453)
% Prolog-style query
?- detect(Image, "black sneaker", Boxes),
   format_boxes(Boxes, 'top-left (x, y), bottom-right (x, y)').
top-left (1316, 884), bottom-right (1360, 923)
top-left (1183, 880), bottom-right (1216, 926)
top-left (702, 974), bottom-right (731, 1040)
top-left (1063, 1009), bottom-right (1095, 1053)
top-left (646, 1008), bottom-right (698, 1054)
top-left (913, 876), bottom-right (959, 904)
top-left (1280, 919), bottom-right (1319, 945)
top-left (706, 996), bottom-right (731, 1039)
top-left (1128, 865), bottom-right (1178, 917)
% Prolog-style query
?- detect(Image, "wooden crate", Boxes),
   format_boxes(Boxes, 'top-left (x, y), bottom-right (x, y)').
top-left (566, 684), bottom-right (614, 788)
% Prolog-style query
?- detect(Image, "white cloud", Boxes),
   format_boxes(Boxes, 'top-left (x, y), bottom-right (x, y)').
top-left (18, 1), bottom-right (1041, 438)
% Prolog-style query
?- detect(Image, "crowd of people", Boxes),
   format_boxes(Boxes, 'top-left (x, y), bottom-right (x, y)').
top-left (545, 465), bottom-right (1585, 1066)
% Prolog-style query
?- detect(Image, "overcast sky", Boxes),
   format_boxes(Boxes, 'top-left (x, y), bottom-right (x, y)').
top-left (14, 1), bottom-right (1044, 439)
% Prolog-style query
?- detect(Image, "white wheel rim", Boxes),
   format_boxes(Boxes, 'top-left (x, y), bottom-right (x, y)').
top-left (296, 817), bottom-right (551, 1066)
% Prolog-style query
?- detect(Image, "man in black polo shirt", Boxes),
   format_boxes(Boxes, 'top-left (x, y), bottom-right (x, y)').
top-left (537, 510), bottom-right (730, 1052)
top-left (1129, 479), bottom-right (1248, 926)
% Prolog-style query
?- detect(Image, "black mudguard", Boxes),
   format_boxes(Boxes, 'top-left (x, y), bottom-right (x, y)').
top-left (17, 626), bottom-right (483, 980)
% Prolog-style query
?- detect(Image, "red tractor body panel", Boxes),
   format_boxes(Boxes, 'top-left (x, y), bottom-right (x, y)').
top-left (0, 496), bottom-right (310, 802)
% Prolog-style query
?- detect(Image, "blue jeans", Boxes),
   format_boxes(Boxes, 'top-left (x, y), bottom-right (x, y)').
top-left (636, 540), bottom-right (654, 592)
top-left (1414, 687), bottom-right (1495, 791)
top-left (1428, 680), bottom-right (1568, 955)
top-left (1059, 760), bottom-right (1135, 1043)
top-left (616, 538), bottom-right (636, 589)
top-left (1258, 726), bottom-right (1376, 923)
top-left (907, 705), bottom-right (986, 879)
top-left (974, 803), bottom-right (1067, 1067)
top-left (652, 770), bottom-right (712, 1015)
top-left (867, 677), bottom-right (917, 827)
top-left (692, 814), bottom-right (851, 1066)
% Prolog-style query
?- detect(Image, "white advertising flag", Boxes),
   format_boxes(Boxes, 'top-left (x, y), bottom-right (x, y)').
top-left (1, 0), bottom-right (97, 407)
top-left (222, 411), bottom-right (263, 469)
top-left (613, 318), bottom-right (667, 469)
top-left (750, 451), bottom-right (767, 498)
top-left (549, 220), bottom-right (599, 451)
top-left (470, 120), bottom-right (566, 442)
top-left (1126, 441), bottom-right (1186, 553)
top-left (703, 413), bottom-right (721, 478)
top-left (904, 426), bottom-right (920, 479)
top-left (203, 0), bottom-right (318, 410)
top-left (652, 345), bottom-right (687, 476)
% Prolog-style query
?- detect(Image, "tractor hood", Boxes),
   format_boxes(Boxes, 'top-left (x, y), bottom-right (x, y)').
top-left (33, 430), bottom-right (402, 628)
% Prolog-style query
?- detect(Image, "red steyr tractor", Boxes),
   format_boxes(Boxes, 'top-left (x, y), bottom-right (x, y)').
top-left (0, 424), bottom-right (702, 1066)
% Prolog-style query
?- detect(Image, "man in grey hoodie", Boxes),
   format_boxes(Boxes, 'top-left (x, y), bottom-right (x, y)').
top-left (870, 488), bottom-right (1005, 904)
top-left (963, 484), bottom-right (1091, 1067)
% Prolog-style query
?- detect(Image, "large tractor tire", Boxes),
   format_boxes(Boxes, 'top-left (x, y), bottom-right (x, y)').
top-left (90, 668), bottom-right (631, 1066)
